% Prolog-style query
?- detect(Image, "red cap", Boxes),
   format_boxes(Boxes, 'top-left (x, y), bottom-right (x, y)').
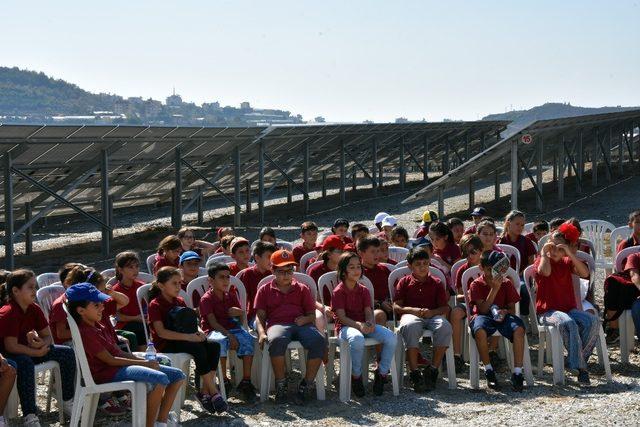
top-left (322, 235), bottom-right (345, 252)
top-left (270, 249), bottom-right (298, 268)
top-left (343, 243), bottom-right (356, 253)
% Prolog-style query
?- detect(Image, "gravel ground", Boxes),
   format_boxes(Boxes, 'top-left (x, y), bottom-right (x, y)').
top-left (7, 166), bottom-right (640, 426)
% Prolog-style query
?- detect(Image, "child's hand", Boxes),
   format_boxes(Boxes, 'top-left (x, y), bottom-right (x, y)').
top-left (258, 333), bottom-right (267, 349)
top-left (381, 300), bottom-right (393, 313)
top-left (295, 316), bottom-right (308, 326)
top-left (556, 243), bottom-right (571, 255)
top-left (33, 346), bottom-right (49, 357)
top-left (543, 241), bottom-right (555, 257)
top-left (228, 335), bottom-right (239, 350)
top-left (190, 332), bottom-right (206, 343)
top-left (26, 330), bottom-right (37, 346)
top-left (145, 360), bottom-right (160, 370)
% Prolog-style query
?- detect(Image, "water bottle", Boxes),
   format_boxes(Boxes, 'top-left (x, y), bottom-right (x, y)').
top-left (145, 342), bottom-right (157, 362)
top-left (490, 305), bottom-right (505, 322)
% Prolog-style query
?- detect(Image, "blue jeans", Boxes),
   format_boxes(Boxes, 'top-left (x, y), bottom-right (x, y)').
top-left (539, 309), bottom-right (599, 370)
top-left (207, 328), bottom-right (255, 357)
top-left (631, 299), bottom-right (640, 336)
top-left (339, 325), bottom-right (397, 377)
top-left (113, 364), bottom-right (185, 386)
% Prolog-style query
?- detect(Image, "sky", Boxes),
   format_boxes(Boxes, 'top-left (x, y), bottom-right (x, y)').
top-left (1, 0), bottom-right (639, 122)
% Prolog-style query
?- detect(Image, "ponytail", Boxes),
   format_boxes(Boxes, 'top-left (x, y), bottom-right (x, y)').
top-left (0, 269), bottom-right (35, 307)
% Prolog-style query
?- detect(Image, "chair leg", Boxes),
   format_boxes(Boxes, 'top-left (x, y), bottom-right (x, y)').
top-left (361, 347), bottom-right (369, 387)
top-left (395, 334), bottom-right (405, 383)
top-left (51, 366), bottom-right (64, 424)
top-left (133, 383), bottom-right (148, 427)
top-left (445, 338), bottom-right (456, 389)
top-left (597, 326), bottom-right (613, 382)
top-left (81, 393), bottom-right (100, 427)
top-left (327, 343), bottom-right (337, 387)
top-left (469, 332), bottom-right (480, 389)
top-left (522, 335), bottom-right (535, 386)
top-left (299, 348), bottom-right (307, 379)
top-left (537, 331), bottom-right (545, 377)
top-left (462, 327), bottom-right (470, 362)
top-left (259, 344), bottom-right (271, 402)
top-left (338, 341), bottom-right (351, 402)
top-left (69, 388), bottom-right (85, 427)
top-left (315, 363), bottom-right (326, 401)
top-left (620, 311), bottom-right (630, 364)
top-left (5, 383), bottom-right (18, 420)
top-left (217, 367), bottom-right (227, 400)
top-left (389, 351), bottom-right (400, 396)
top-left (550, 329), bottom-right (565, 385)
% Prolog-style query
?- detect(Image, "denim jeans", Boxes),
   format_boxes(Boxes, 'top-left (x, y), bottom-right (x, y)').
top-left (539, 309), bottom-right (599, 370)
top-left (113, 364), bottom-right (185, 386)
top-left (631, 298), bottom-right (640, 336)
top-left (207, 328), bottom-right (255, 357)
top-left (339, 325), bottom-right (397, 376)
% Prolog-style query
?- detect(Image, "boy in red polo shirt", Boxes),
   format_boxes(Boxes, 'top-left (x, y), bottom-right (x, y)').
top-left (357, 236), bottom-right (392, 326)
top-left (292, 221), bottom-right (319, 263)
top-left (200, 263), bottom-right (256, 402)
top-left (228, 238), bottom-right (251, 276)
top-left (393, 246), bottom-right (452, 392)
top-left (468, 251), bottom-right (525, 391)
top-left (254, 250), bottom-right (326, 405)
top-left (617, 210), bottom-right (640, 252)
top-left (236, 241), bottom-right (276, 328)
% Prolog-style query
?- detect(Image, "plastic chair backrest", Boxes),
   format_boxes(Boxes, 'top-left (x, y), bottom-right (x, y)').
top-left (522, 265), bottom-right (539, 324)
top-left (388, 267), bottom-right (447, 301)
top-left (137, 272), bottom-right (155, 284)
top-left (579, 219), bottom-right (616, 264)
top-left (306, 260), bottom-right (324, 274)
top-left (615, 246), bottom-right (640, 273)
top-left (137, 284), bottom-right (153, 344)
top-left (206, 255), bottom-right (235, 268)
top-left (537, 234), bottom-right (550, 252)
top-left (299, 251), bottom-right (318, 274)
top-left (496, 244), bottom-right (521, 274)
top-left (185, 277), bottom-right (209, 309)
top-left (429, 266), bottom-right (447, 287)
top-left (450, 259), bottom-right (467, 289)
top-left (461, 266), bottom-right (521, 318)
top-left (610, 226), bottom-right (632, 256)
top-left (198, 267), bottom-right (208, 277)
top-left (316, 230), bottom-right (333, 246)
top-left (429, 257), bottom-right (449, 274)
top-left (317, 272), bottom-right (340, 305)
top-left (101, 269), bottom-right (116, 280)
top-left (146, 254), bottom-right (156, 274)
top-left (524, 222), bottom-right (534, 234)
top-left (387, 247), bottom-right (409, 263)
top-left (396, 260), bottom-right (408, 268)
top-left (36, 273), bottom-right (60, 289)
top-left (369, 226), bottom-right (379, 234)
top-left (276, 240), bottom-right (293, 251)
top-left (381, 262), bottom-right (396, 271)
top-left (63, 304), bottom-right (98, 387)
top-left (257, 273), bottom-right (318, 301)
top-left (36, 284), bottom-right (65, 319)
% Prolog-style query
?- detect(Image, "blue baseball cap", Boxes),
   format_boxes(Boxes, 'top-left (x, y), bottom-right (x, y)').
top-left (179, 250), bottom-right (201, 265)
top-left (412, 236), bottom-right (433, 248)
top-left (66, 283), bottom-right (110, 303)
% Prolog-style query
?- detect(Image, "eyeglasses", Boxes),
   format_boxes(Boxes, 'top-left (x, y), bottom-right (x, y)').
top-left (275, 268), bottom-right (295, 276)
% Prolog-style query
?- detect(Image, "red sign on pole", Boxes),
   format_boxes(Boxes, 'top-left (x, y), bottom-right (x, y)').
top-left (521, 134), bottom-right (533, 145)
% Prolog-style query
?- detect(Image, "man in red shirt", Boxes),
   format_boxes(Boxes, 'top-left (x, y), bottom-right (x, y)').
top-left (357, 236), bottom-right (392, 326)
top-left (236, 241), bottom-right (276, 327)
top-left (292, 221), bottom-right (318, 263)
top-left (254, 250), bottom-right (326, 405)
top-left (468, 251), bottom-right (525, 391)
top-left (393, 246), bottom-right (452, 392)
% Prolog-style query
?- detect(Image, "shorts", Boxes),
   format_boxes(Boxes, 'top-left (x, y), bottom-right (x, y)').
top-left (470, 314), bottom-right (524, 342)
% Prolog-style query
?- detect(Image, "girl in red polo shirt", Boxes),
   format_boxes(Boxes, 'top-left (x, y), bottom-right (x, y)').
top-left (534, 224), bottom-right (598, 384)
top-left (153, 236), bottom-right (182, 275)
top-left (148, 267), bottom-right (227, 414)
top-left (112, 251), bottom-right (148, 351)
top-left (429, 221), bottom-right (462, 271)
top-left (477, 220), bottom-right (502, 253)
top-left (0, 270), bottom-right (76, 427)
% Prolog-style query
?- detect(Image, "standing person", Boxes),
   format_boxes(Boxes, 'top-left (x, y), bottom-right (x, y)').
top-left (177, 227), bottom-right (216, 258)
top-left (153, 236), bottom-right (182, 274)
top-left (357, 237), bottom-right (393, 326)
top-left (148, 267), bottom-right (227, 413)
top-left (534, 224), bottom-right (598, 384)
top-left (228, 238), bottom-right (251, 276)
top-left (292, 221), bottom-right (319, 264)
top-left (200, 264), bottom-right (257, 402)
top-left (464, 207), bottom-right (487, 235)
top-left (0, 270), bottom-right (75, 427)
top-left (393, 246), bottom-right (452, 392)
top-left (66, 283), bottom-right (185, 427)
top-left (468, 251), bottom-right (526, 391)
top-left (331, 253), bottom-right (397, 397)
top-left (112, 251), bottom-right (148, 351)
top-left (254, 250), bottom-right (326, 404)
top-left (236, 242), bottom-right (276, 329)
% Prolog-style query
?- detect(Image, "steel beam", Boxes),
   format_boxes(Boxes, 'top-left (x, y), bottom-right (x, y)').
top-left (4, 153), bottom-right (14, 269)
top-left (245, 179), bottom-right (251, 214)
top-left (593, 128), bottom-right (599, 186)
top-left (340, 139), bottom-right (346, 204)
top-left (197, 186), bottom-right (204, 225)
top-left (437, 186), bottom-right (444, 218)
top-left (510, 139), bottom-right (518, 210)
top-left (423, 135), bottom-right (429, 184)
top-left (303, 141), bottom-right (310, 214)
top-left (558, 138), bottom-right (565, 201)
top-left (372, 137), bottom-right (378, 196)
top-left (619, 128), bottom-right (624, 176)
top-left (536, 137), bottom-right (543, 210)
top-left (234, 146), bottom-right (241, 227)
top-left (468, 177), bottom-right (474, 209)
top-left (399, 135), bottom-right (405, 190)
top-left (577, 130), bottom-right (584, 186)
top-left (24, 202), bottom-right (32, 256)
top-left (101, 149), bottom-right (110, 256)
top-left (495, 170), bottom-right (500, 201)
top-left (258, 139), bottom-right (265, 224)
top-left (173, 147), bottom-right (182, 228)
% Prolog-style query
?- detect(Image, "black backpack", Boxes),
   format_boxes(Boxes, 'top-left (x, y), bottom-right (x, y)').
top-left (164, 306), bottom-right (198, 334)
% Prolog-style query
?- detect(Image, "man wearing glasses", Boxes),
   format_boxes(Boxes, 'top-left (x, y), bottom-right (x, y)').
top-left (254, 250), bottom-right (326, 404)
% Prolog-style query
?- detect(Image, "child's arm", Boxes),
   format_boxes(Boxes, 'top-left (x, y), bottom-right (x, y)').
top-left (106, 289), bottom-right (129, 310)
top-left (474, 280), bottom-right (501, 315)
top-left (117, 312), bottom-right (142, 322)
top-left (560, 245), bottom-right (589, 278)
top-left (336, 308), bottom-right (371, 333)
top-left (95, 349), bottom-right (159, 369)
top-left (206, 312), bottom-right (231, 336)
top-left (54, 321), bottom-right (71, 342)
top-left (33, 326), bottom-right (53, 349)
top-left (422, 304), bottom-right (451, 319)
top-left (151, 320), bottom-right (205, 343)
top-left (392, 299), bottom-right (425, 317)
top-left (255, 309), bottom-right (268, 348)
top-left (3, 336), bottom-right (49, 357)
top-left (537, 243), bottom-right (554, 277)
top-left (505, 302), bottom-right (517, 316)
top-left (295, 310), bottom-right (315, 327)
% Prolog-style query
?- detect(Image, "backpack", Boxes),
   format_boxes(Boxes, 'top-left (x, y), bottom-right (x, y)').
top-left (603, 272), bottom-right (640, 324)
top-left (164, 306), bottom-right (198, 334)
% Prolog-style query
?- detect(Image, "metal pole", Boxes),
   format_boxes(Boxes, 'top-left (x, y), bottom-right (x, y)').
top-left (619, 128), bottom-right (624, 176)
top-left (170, 188), bottom-right (176, 226)
top-left (258, 139), bottom-right (265, 225)
top-left (340, 139), bottom-right (346, 204)
top-left (606, 127), bottom-right (612, 181)
top-left (577, 130), bottom-right (584, 189)
top-left (245, 179), bottom-right (251, 214)
top-left (536, 137), bottom-right (544, 211)
top-left (108, 196), bottom-right (114, 242)
top-left (100, 149), bottom-right (110, 257)
top-left (480, 132), bottom-right (486, 150)
top-left (351, 165), bottom-right (357, 191)
top-left (423, 135), bottom-right (429, 184)
top-left (593, 128), bottom-right (599, 186)
top-left (552, 150), bottom-right (557, 182)
top-left (558, 137), bottom-right (565, 201)
top-left (287, 181), bottom-right (293, 204)
top-left (464, 133), bottom-right (469, 162)
top-left (322, 171), bottom-right (327, 198)
top-left (437, 186), bottom-right (444, 219)
top-left (197, 186), bottom-right (204, 225)
top-left (378, 164), bottom-right (384, 188)
top-left (3, 153), bottom-right (14, 269)
top-left (468, 177), bottom-right (474, 209)
top-left (174, 147), bottom-right (182, 228)
top-left (443, 136), bottom-right (450, 174)
top-left (510, 139), bottom-right (518, 210)
top-left (303, 141), bottom-right (310, 213)
top-left (234, 146), bottom-right (241, 227)
top-left (494, 170), bottom-right (500, 201)
top-left (399, 135), bottom-right (405, 190)
top-left (372, 137), bottom-right (378, 196)
top-left (24, 202), bottom-right (32, 256)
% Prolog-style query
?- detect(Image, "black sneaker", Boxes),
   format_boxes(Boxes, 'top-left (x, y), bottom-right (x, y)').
top-left (454, 355), bottom-right (466, 373)
top-left (410, 370), bottom-right (427, 393)
top-left (195, 392), bottom-right (215, 413)
top-left (373, 370), bottom-right (385, 396)
top-left (421, 365), bottom-right (439, 391)
top-left (211, 393), bottom-right (228, 414)
top-left (293, 379), bottom-right (309, 405)
top-left (606, 328), bottom-right (620, 345)
top-left (223, 377), bottom-right (232, 393)
top-left (577, 369), bottom-right (590, 385)
top-left (274, 379), bottom-right (288, 404)
top-left (352, 376), bottom-right (365, 398)
top-left (511, 372), bottom-right (524, 392)
top-left (238, 379), bottom-right (257, 403)
top-left (485, 369), bottom-right (499, 389)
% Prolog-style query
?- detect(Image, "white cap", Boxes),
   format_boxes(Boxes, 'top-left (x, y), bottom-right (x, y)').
top-left (374, 212), bottom-right (389, 224)
top-left (381, 215), bottom-right (397, 227)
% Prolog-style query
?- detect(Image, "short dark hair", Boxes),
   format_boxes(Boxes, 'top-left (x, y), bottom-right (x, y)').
top-left (207, 262), bottom-right (231, 278)
top-left (549, 218), bottom-right (566, 230)
top-left (459, 234), bottom-right (482, 257)
top-left (391, 226), bottom-right (409, 241)
top-left (429, 221), bottom-right (454, 242)
top-left (446, 217), bottom-right (464, 228)
top-left (629, 210), bottom-right (640, 223)
top-left (532, 220), bottom-right (549, 233)
top-left (231, 239), bottom-right (250, 254)
top-left (357, 236), bottom-right (381, 253)
top-left (407, 246), bottom-right (430, 264)
top-left (301, 221), bottom-right (318, 233)
top-left (254, 241), bottom-right (277, 257)
top-left (350, 223), bottom-right (369, 238)
top-left (259, 227), bottom-right (276, 240)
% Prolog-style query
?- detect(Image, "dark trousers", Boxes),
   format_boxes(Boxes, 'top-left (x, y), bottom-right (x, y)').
top-left (163, 340), bottom-right (221, 376)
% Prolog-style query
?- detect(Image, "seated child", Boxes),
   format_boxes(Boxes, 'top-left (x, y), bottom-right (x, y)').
top-left (429, 221), bottom-right (462, 270)
top-left (153, 236), bottom-right (182, 275)
top-left (112, 252), bottom-right (148, 351)
top-left (177, 226), bottom-right (216, 258)
top-left (66, 283), bottom-right (185, 427)
top-left (525, 220), bottom-right (549, 244)
top-left (0, 352), bottom-right (16, 427)
top-left (259, 227), bottom-right (277, 245)
top-left (391, 226), bottom-right (410, 249)
top-left (357, 237), bottom-right (393, 325)
top-left (236, 241), bottom-right (276, 327)
top-left (331, 252), bottom-right (396, 397)
top-left (200, 263), bottom-right (256, 402)
top-left (616, 210), bottom-right (640, 252)
top-left (468, 251), bottom-right (526, 391)
top-left (373, 212), bottom-right (389, 232)
top-left (393, 246), bottom-right (452, 392)
top-left (464, 207), bottom-right (487, 235)
top-left (378, 239), bottom-right (398, 265)
top-left (380, 216), bottom-right (398, 241)
top-left (292, 221), bottom-right (319, 263)
top-left (446, 218), bottom-right (465, 245)
top-left (414, 210), bottom-right (438, 238)
top-left (254, 250), bottom-right (326, 404)
top-left (332, 218), bottom-right (354, 244)
top-left (228, 238), bottom-right (251, 276)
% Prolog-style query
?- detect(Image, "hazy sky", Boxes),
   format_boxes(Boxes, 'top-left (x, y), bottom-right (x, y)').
top-left (2, 1), bottom-right (638, 122)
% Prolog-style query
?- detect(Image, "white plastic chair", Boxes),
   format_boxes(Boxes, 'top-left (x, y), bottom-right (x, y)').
top-left (276, 240), bottom-right (294, 251)
top-left (387, 247), bottom-right (409, 263)
top-left (305, 260), bottom-right (324, 276)
top-left (369, 226), bottom-right (379, 234)
top-left (389, 267), bottom-right (457, 389)
top-left (100, 268), bottom-right (116, 280)
top-left (256, 273), bottom-right (326, 402)
top-left (611, 226), bottom-right (632, 256)
top-left (198, 267), bottom-right (208, 277)
top-left (461, 266), bottom-right (534, 389)
top-left (450, 259), bottom-right (467, 290)
top-left (36, 284), bottom-right (65, 320)
top-left (396, 260), bottom-right (408, 268)
top-left (318, 272), bottom-right (399, 402)
top-left (299, 251), bottom-right (318, 274)
top-left (36, 273), bottom-right (60, 289)
top-left (537, 234), bottom-right (550, 253)
top-left (580, 219), bottom-right (616, 273)
top-left (524, 222), bottom-right (534, 234)
top-left (614, 246), bottom-right (640, 363)
top-left (496, 244), bottom-right (521, 274)
top-left (136, 272), bottom-right (155, 284)
top-left (145, 254), bottom-right (156, 275)
top-left (205, 255), bottom-right (235, 268)
top-left (62, 304), bottom-right (147, 427)
top-left (381, 262), bottom-right (396, 271)
top-left (523, 265), bottom-right (611, 384)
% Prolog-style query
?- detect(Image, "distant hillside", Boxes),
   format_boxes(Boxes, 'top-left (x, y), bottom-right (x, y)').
top-left (483, 102), bottom-right (639, 133)
top-left (0, 66), bottom-right (303, 126)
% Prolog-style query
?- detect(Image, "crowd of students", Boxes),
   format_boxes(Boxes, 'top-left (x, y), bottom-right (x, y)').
top-left (0, 208), bottom-right (639, 426)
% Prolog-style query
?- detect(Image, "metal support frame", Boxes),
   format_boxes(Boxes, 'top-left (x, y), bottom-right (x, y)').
top-left (379, 164), bottom-right (384, 188)
top-left (173, 147), bottom-right (182, 228)
top-left (101, 149), bottom-right (110, 256)
top-left (372, 137), bottom-right (378, 196)
top-left (563, 138), bottom-right (582, 193)
top-left (322, 171), bottom-right (327, 198)
top-left (303, 141), bottom-right (310, 214)
top-left (437, 186), bottom-right (444, 218)
top-left (245, 179), bottom-right (251, 214)
top-left (443, 136), bottom-right (450, 174)
top-left (399, 135), bottom-right (406, 190)
top-left (423, 135), bottom-right (429, 184)
top-left (24, 202), bottom-right (32, 256)
top-left (577, 131), bottom-right (584, 187)
top-left (468, 177), bottom-right (474, 209)
top-left (510, 139), bottom-right (518, 210)
top-left (558, 137), bottom-right (565, 201)
top-left (234, 146), bottom-right (241, 227)
top-left (182, 163), bottom-right (232, 213)
top-left (619, 128), bottom-right (624, 176)
top-left (605, 127), bottom-right (612, 181)
top-left (536, 137), bottom-right (544, 211)
top-left (4, 153), bottom-right (14, 269)
top-left (258, 139), bottom-right (265, 224)
top-left (197, 186), bottom-right (204, 225)
top-left (593, 128), bottom-right (599, 186)
top-left (340, 139), bottom-right (346, 204)
top-left (494, 170), bottom-right (500, 200)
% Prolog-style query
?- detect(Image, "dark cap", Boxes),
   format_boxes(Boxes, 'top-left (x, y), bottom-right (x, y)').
top-left (470, 207), bottom-right (487, 217)
top-left (333, 218), bottom-right (349, 228)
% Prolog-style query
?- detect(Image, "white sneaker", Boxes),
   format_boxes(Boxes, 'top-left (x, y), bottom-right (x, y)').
top-left (63, 399), bottom-right (74, 416)
top-left (24, 414), bottom-right (41, 427)
top-left (168, 411), bottom-right (181, 427)
top-left (0, 415), bottom-right (6, 427)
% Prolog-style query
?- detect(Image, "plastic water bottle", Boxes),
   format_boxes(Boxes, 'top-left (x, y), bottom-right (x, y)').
top-left (490, 305), bottom-right (505, 322)
top-left (145, 342), bottom-right (157, 362)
